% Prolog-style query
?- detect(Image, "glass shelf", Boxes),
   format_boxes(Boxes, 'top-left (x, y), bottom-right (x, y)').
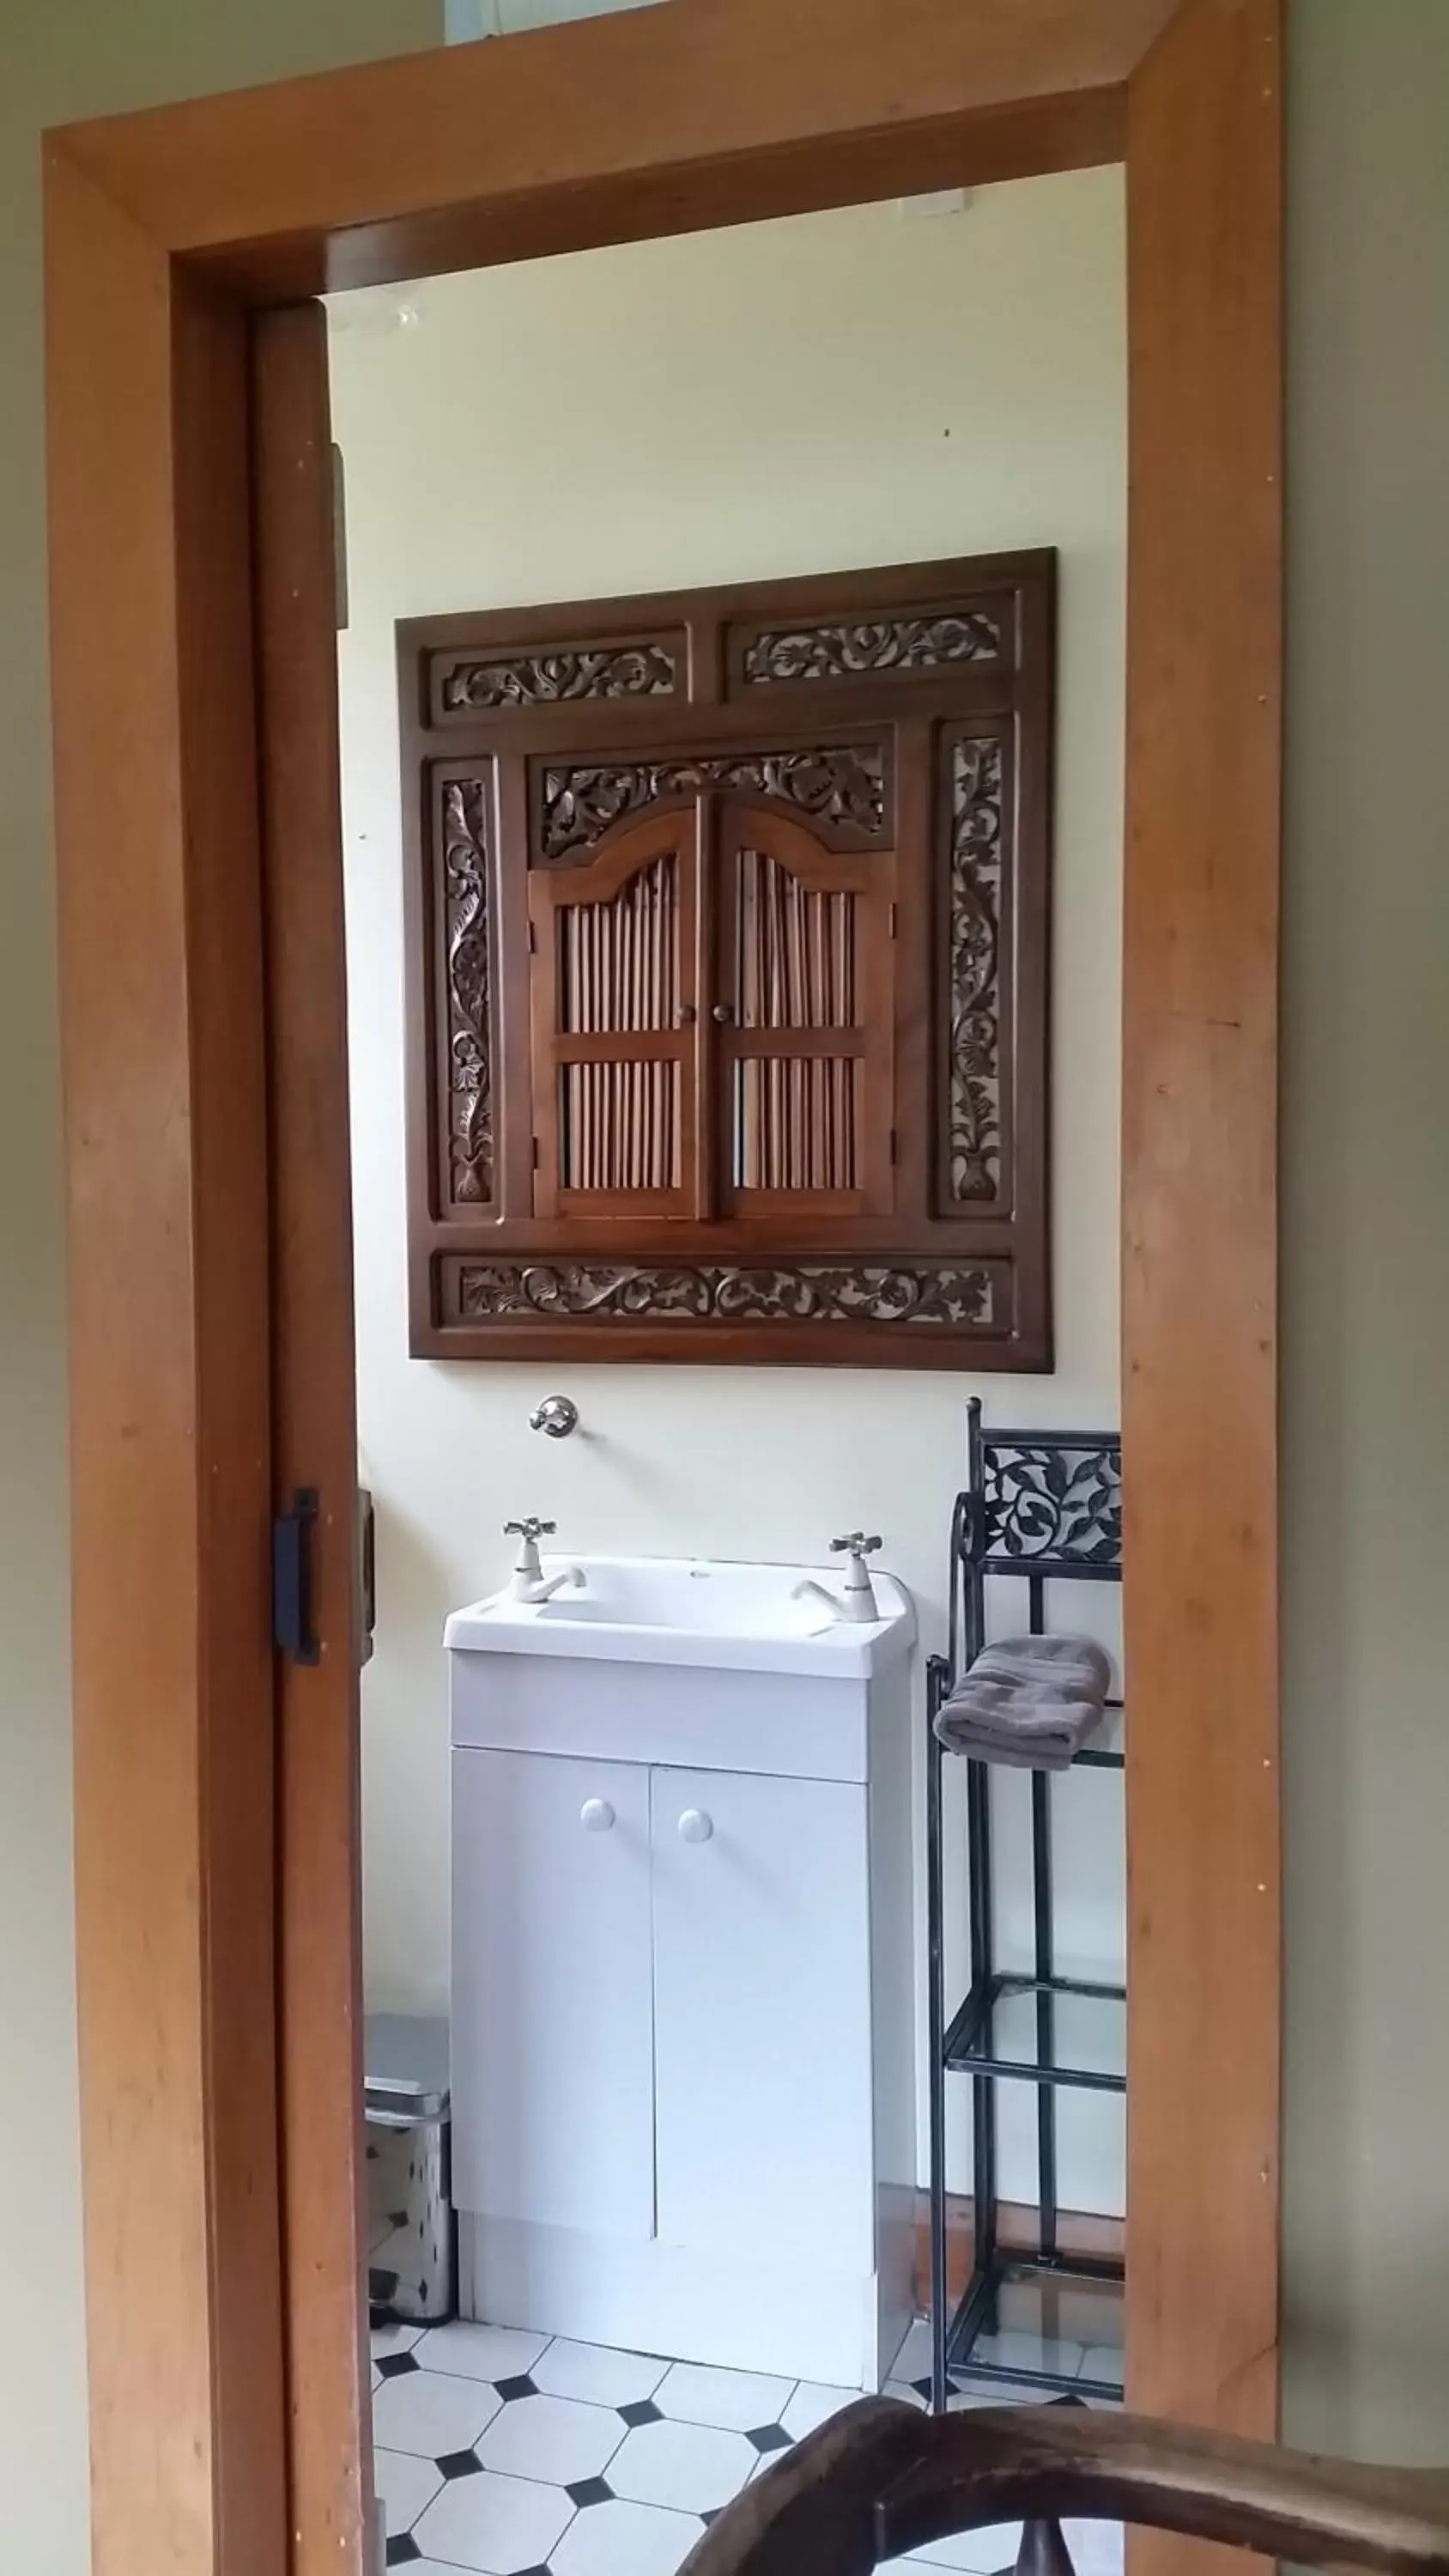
top-left (941, 2257), bottom-right (1125, 2402)
top-left (944, 1976), bottom-right (1125, 2091)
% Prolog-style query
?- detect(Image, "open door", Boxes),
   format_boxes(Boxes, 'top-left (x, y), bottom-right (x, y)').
top-left (252, 302), bottom-right (373, 2576)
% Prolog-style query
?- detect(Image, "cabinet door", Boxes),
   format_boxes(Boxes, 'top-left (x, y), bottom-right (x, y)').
top-left (651, 1766), bottom-right (874, 2269)
top-left (452, 1748), bottom-right (654, 2239)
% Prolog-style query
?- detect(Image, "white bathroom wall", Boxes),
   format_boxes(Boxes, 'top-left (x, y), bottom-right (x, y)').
top-left (330, 169), bottom-right (1127, 2210)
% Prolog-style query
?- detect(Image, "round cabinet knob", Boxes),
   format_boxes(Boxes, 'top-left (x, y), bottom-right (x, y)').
top-left (580, 1798), bottom-right (616, 1834)
top-left (675, 1003), bottom-right (697, 1027)
top-left (677, 1808), bottom-right (713, 1844)
top-left (711, 1004), bottom-right (734, 1025)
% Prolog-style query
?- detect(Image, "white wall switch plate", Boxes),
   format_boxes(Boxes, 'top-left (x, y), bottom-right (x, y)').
top-left (447, 0), bottom-right (669, 33)
top-left (900, 189), bottom-right (974, 220)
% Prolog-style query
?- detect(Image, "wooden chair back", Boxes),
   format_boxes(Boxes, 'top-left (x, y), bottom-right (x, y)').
top-left (679, 2398), bottom-right (1449, 2576)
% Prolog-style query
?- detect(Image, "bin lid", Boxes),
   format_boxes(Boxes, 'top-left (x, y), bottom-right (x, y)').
top-left (365, 2014), bottom-right (449, 2117)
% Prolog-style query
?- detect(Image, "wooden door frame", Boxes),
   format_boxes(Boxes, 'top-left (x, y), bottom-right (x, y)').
top-left (43, 3), bottom-right (1282, 2571)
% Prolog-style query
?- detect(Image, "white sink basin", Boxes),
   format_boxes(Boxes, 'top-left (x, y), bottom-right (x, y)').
top-left (444, 1554), bottom-right (914, 1679)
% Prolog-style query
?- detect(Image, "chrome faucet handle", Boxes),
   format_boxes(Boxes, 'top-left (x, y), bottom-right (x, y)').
top-left (822, 1534), bottom-right (884, 1623)
top-left (530, 1395), bottom-right (579, 1439)
top-left (504, 1517), bottom-right (556, 1542)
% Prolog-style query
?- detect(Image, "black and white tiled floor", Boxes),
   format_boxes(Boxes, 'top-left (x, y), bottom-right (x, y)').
top-left (371, 2318), bottom-right (1126, 2576)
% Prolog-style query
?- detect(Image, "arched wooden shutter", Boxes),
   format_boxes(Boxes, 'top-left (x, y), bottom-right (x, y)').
top-left (717, 802), bottom-right (894, 1217)
top-left (527, 808), bottom-right (698, 1218)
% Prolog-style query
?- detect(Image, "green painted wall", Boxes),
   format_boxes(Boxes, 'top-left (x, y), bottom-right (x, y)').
top-left (1281, 0), bottom-right (1449, 2464)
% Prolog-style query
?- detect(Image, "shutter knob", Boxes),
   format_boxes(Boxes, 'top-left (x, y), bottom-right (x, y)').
top-left (677, 1808), bottom-right (713, 1844)
top-left (580, 1799), bottom-right (616, 1833)
top-left (712, 1004), bottom-right (733, 1025)
top-left (675, 1004), bottom-right (697, 1027)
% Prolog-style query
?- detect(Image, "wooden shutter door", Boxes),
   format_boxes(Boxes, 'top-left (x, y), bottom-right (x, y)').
top-left (716, 802), bottom-right (894, 1218)
top-left (527, 806), bottom-right (700, 1218)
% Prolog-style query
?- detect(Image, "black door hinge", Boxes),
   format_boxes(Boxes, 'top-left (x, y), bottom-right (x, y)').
top-left (273, 1487), bottom-right (320, 1665)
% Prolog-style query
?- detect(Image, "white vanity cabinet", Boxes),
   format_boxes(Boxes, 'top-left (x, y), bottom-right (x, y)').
top-left (447, 1555), bottom-right (916, 2388)
top-left (650, 1765), bottom-right (874, 2278)
top-left (452, 1750), bottom-right (655, 2244)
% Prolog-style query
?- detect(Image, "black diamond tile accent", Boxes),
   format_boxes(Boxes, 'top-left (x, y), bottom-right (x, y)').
top-left (435, 2448), bottom-right (484, 2481)
top-left (566, 2477), bottom-right (615, 2508)
top-left (494, 2372), bottom-right (539, 2403)
top-left (617, 2397), bottom-right (663, 2427)
top-left (375, 2352), bottom-right (420, 2380)
top-left (746, 2423), bottom-right (792, 2455)
top-left (385, 2540), bottom-right (421, 2567)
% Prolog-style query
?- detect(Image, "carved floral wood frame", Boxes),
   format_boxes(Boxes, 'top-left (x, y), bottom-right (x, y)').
top-left (43, 3), bottom-right (1282, 2573)
top-left (399, 553), bottom-right (1055, 1368)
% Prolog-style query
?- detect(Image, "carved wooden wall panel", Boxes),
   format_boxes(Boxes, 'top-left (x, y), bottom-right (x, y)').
top-left (401, 554), bottom-right (1053, 1365)
top-left (430, 628), bottom-right (684, 725)
top-left (537, 744), bottom-right (887, 860)
top-left (440, 1256), bottom-right (1007, 1332)
top-left (440, 776), bottom-right (495, 1209)
top-left (943, 728), bottom-right (1008, 1207)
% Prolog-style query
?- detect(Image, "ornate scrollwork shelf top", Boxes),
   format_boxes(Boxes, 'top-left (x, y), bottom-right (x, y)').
top-left (979, 1437), bottom-right (1123, 1573)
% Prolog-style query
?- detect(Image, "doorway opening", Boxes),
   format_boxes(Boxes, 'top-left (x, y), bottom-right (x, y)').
top-left (330, 177), bottom-right (1127, 2572)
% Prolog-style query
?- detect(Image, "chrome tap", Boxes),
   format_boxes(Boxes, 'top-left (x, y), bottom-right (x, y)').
top-left (503, 1518), bottom-right (585, 1605)
top-left (529, 1394), bottom-right (579, 1440)
top-left (793, 1533), bottom-right (884, 1625)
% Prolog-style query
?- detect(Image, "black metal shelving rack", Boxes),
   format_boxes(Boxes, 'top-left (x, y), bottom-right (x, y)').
top-left (925, 1400), bottom-right (1125, 2413)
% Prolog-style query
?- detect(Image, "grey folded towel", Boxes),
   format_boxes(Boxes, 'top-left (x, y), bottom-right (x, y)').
top-left (934, 1633), bottom-right (1112, 1771)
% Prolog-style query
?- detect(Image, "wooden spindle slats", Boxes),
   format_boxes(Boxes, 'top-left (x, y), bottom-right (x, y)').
top-left (554, 854), bottom-right (681, 1192)
top-left (727, 848), bottom-right (863, 1194)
